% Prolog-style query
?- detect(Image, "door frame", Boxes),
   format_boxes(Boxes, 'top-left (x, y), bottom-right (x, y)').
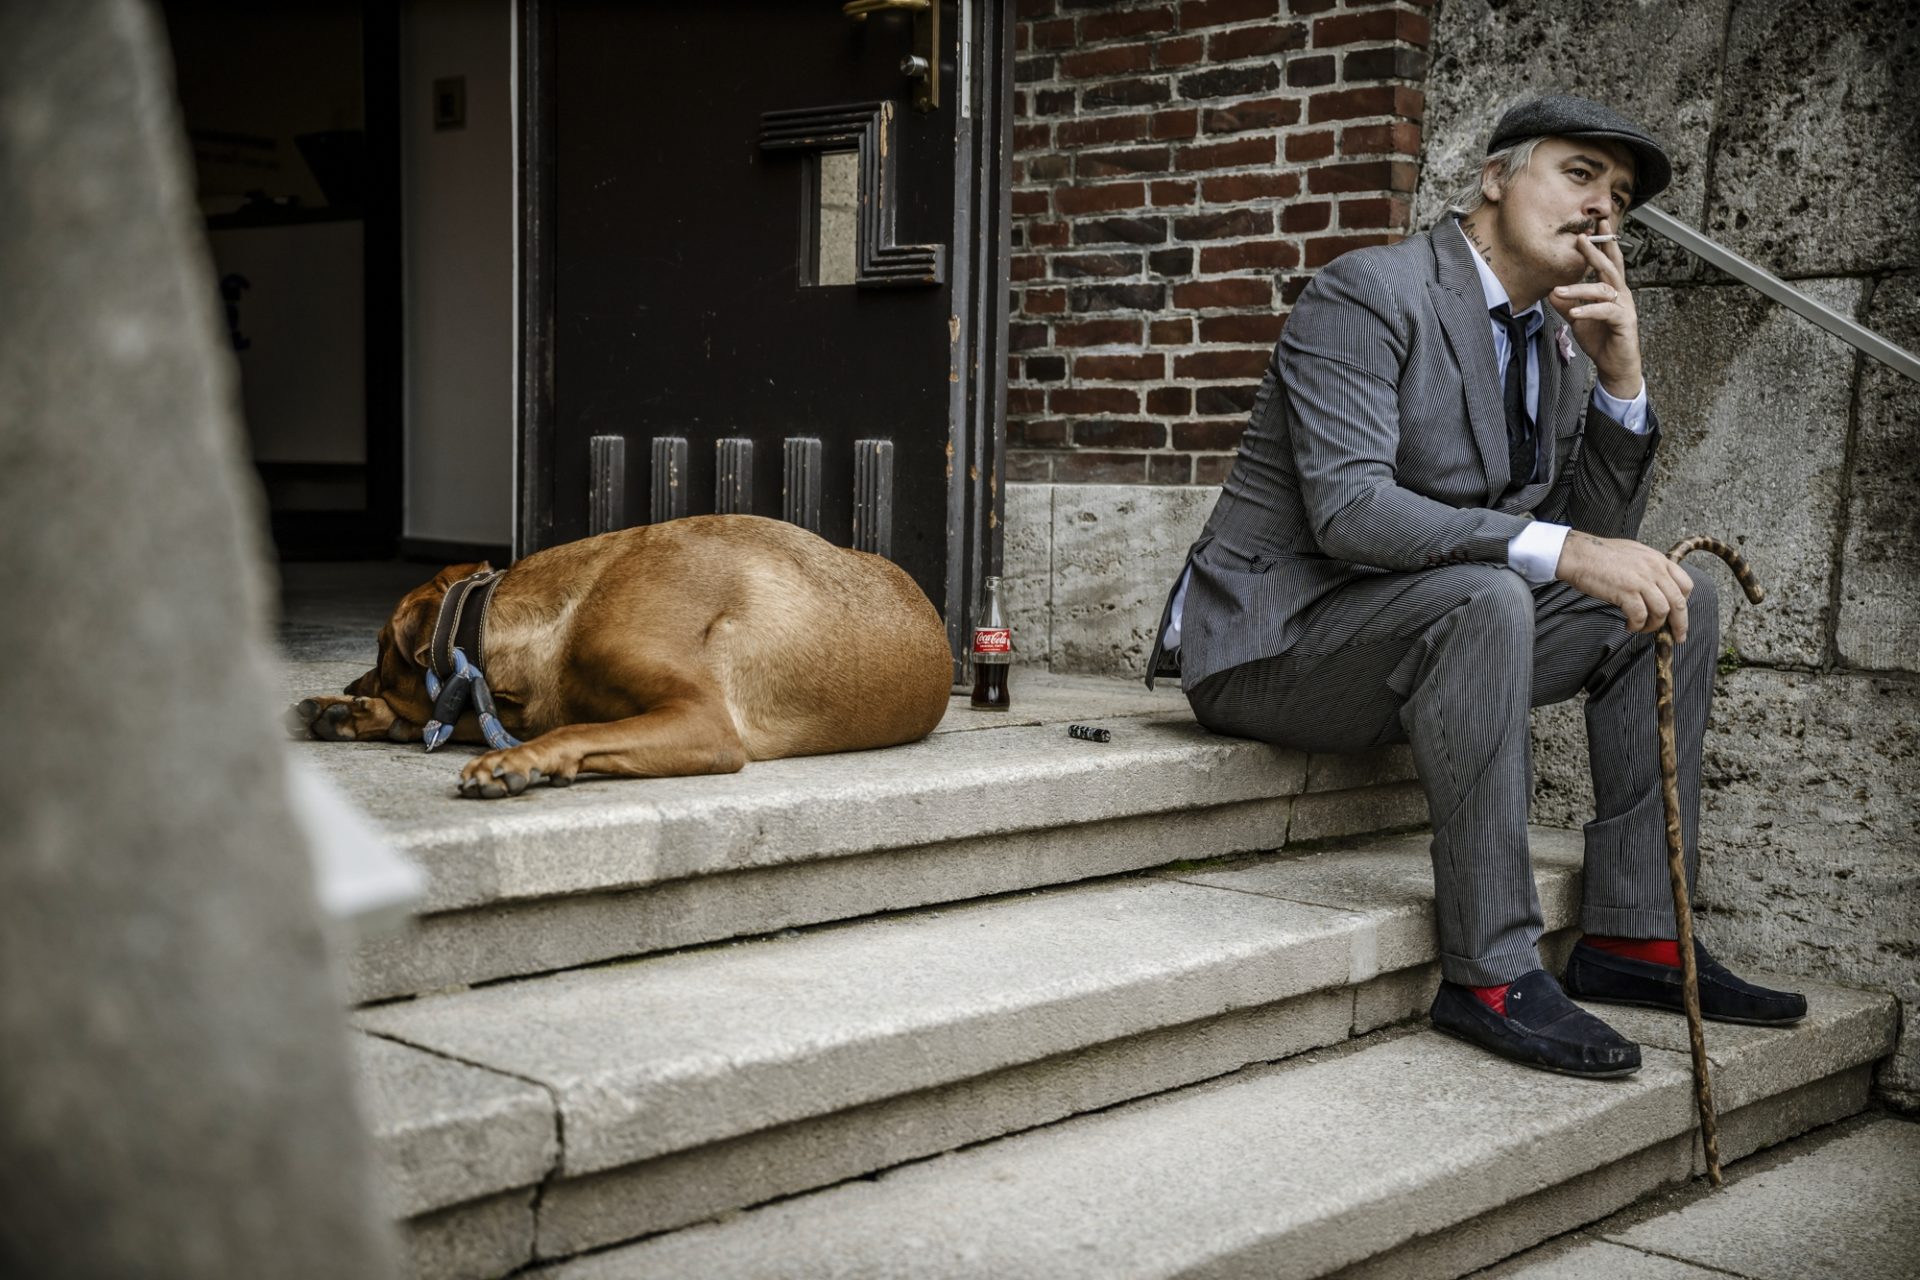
top-left (512, 0), bottom-right (1012, 675)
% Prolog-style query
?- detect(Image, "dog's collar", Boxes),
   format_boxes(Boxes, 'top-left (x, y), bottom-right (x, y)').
top-left (421, 569), bottom-right (520, 754)
top-left (428, 569), bottom-right (506, 682)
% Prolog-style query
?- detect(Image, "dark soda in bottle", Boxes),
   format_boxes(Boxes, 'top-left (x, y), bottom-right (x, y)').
top-left (970, 574), bottom-right (1012, 711)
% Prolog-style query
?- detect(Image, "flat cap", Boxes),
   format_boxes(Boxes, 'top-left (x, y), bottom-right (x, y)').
top-left (1488, 94), bottom-right (1671, 208)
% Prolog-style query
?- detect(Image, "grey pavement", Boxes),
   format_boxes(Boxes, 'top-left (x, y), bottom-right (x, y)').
top-left (1487, 1115), bottom-right (1920, 1280)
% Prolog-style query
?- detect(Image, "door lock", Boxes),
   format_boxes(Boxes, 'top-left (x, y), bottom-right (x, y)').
top-left (843, 0), bottom-right (938, 111)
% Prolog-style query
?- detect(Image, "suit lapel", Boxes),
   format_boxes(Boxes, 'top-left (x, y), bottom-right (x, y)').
top-left (1537, 310), bottom-right (1567, 433)
top-left (1427, 221), bottom-right (1511, 503)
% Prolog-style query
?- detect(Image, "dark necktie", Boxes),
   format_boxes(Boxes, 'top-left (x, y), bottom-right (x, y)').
top-left (1490, 302), bottom-right (1535, 487)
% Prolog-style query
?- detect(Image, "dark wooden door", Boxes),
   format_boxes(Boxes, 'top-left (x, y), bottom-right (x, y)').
top-left (519, 0), bottom-right (1010, 671)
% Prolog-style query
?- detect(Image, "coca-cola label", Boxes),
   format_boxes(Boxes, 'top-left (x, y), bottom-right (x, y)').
top-left (972, 628), bottom-right (1012, 655)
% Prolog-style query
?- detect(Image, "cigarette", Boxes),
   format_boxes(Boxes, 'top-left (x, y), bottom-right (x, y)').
top-left (1067, 724), bottom-right (1112, 743)
top-left (1586, 234), bottom-right (1620, 243)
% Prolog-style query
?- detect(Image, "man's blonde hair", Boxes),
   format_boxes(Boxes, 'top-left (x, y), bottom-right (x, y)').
top-left (1445, 136), bottom-right (1545, 217)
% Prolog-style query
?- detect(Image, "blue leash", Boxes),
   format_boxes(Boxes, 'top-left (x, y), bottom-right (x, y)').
top-left (422, 647), bottom-right (521, 752)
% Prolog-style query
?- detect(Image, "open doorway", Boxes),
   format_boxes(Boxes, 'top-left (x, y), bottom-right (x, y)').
top-left (160, 0), bottom-right (402, 560)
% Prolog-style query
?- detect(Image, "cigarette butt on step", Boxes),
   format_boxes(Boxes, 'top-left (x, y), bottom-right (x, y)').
top-left (1067, 724), bottom-right (1112, 743)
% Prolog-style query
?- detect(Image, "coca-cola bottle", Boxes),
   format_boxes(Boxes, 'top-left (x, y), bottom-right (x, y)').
top-left (970, 575), bottom-right (1012, 711)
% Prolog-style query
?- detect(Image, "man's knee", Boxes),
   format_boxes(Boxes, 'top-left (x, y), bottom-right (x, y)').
top-left (1407, 566), bottom-right (1536, 697)
top-left (1446, 565), bottom-right (1536, 639)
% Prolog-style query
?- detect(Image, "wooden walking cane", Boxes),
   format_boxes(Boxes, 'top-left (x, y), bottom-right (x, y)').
top-left (1656, 535), bottom-right (1765, 1189)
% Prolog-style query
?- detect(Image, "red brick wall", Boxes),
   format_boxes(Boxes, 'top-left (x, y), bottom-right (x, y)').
top-left (1007, 0), bottom-right (1433, 484)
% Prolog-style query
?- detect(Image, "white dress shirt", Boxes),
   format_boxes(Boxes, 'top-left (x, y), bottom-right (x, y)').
top-left (1163, 222), bottom-right (1650, 651)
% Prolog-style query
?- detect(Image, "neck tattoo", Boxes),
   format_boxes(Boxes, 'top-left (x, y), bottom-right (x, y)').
top-left (1462, 217), bottom-right (1495, 268)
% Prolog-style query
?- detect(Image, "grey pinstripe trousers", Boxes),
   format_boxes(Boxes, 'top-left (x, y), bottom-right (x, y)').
top-left (1187, 565), bottom-right (1721, 987)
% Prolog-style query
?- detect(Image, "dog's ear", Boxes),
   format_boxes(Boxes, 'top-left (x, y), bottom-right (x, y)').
top-left (431, 560), bottom-right (488, 587)
top-left (395, 562), bottom-right (492, 669)
top-left (373, 594), bottom-right (438, 673)
top-left (401, 595), bottom-right (438, 670)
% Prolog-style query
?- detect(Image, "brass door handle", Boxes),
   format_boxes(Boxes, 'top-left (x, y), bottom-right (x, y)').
top-left (842, 0), bottom-right (929, 18)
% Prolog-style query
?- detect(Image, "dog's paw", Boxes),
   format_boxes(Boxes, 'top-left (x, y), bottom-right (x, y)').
top-left (286, 700), bottom-right (322, 739)
top-left (456, 746), bottom-right (575, 799)
top-left (290, 694), bottom-right (406, 742)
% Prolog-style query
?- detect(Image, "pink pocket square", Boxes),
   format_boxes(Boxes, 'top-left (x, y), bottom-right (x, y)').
top-left (1556, 327), bottom-right (1576, 365)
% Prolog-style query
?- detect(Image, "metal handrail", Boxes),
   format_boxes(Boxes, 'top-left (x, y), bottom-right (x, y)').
top-left (1630, 204), bottom-right (1920, 385)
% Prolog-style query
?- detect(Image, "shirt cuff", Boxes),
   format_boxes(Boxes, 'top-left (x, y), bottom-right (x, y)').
top-left (1507, 521), bottom-right (1572, 584)
top-left (1592, 380), bottom-right (1651, 435)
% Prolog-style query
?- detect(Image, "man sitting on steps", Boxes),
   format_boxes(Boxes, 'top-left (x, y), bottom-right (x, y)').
top-left (1145, 95), bottom-right (1805, 1079)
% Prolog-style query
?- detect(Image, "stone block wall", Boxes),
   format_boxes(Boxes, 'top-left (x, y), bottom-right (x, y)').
top-left (1008, 0), bottom-right (1432, 484)
top-left (1004, 483), bottom-right (1212, 675)
top-left (1009, 0), bottom-right (1919, 1104)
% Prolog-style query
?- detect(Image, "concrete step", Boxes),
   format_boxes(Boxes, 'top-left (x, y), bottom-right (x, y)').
top-left (527, 984), bottom-right (1896, 1280)
top-left (280, 667), bottom-right (1425, 1001)
top-left (355, 827), bottom-right (1590, 1276)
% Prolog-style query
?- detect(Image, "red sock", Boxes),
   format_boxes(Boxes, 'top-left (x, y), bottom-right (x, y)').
top-left (1585, 934), bottom-right (1681, 967)
top-left (1471, 982), bottom-right (1511, 1016)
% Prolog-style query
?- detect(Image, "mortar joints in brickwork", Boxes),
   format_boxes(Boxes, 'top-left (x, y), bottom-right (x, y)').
top-left (1008, 0), bottom-right (1441, 482)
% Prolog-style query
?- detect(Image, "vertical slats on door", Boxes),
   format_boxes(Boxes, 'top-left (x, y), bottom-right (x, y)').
top-left (715, 438), bottom-right (753, 514)
top-left (650, 436), bottom-right (688, 523)
top-left (852, 437), bottom-right (895, 557)
top-left (783, 436), bottom-right (823, 533)
top-left (588, 434), bottom-right (626, 535)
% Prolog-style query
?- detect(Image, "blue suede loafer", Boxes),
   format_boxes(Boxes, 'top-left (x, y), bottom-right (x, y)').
top-left (1563, 938), bottom-right (1808, 1027)
top-left (1430, 969), bottom-right (1642, 1078)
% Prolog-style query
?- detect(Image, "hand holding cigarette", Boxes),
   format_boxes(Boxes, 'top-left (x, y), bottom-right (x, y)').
top-left (1551, 216), bottom-right (1644, 400)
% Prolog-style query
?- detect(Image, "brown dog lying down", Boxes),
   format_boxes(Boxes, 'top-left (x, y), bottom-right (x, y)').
top-left (289, 515), bottom-right (953, 798)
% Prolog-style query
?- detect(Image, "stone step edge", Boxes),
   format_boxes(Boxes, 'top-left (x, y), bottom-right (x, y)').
top-left (346, 781), bottom-right (1430, 1004)
top-left (358, 829), bottom-right (1588, 1215)
top-left (523, 984), bottom-right (1897, 1280)
top-left (470, 929), bottom-right (1603, 1270)
top-left (377, 934), bottom-right (1583, 1266)
top-left (379, 715), bottom-right (1417, 916)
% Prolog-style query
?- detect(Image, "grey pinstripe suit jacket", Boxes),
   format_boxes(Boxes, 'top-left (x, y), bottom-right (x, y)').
top-left (1146, 218), bottom-right (1660, 691)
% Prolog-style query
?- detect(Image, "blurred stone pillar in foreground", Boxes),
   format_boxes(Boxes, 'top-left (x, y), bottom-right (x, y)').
top-left (0, 2), bottom-right (399, 1276)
